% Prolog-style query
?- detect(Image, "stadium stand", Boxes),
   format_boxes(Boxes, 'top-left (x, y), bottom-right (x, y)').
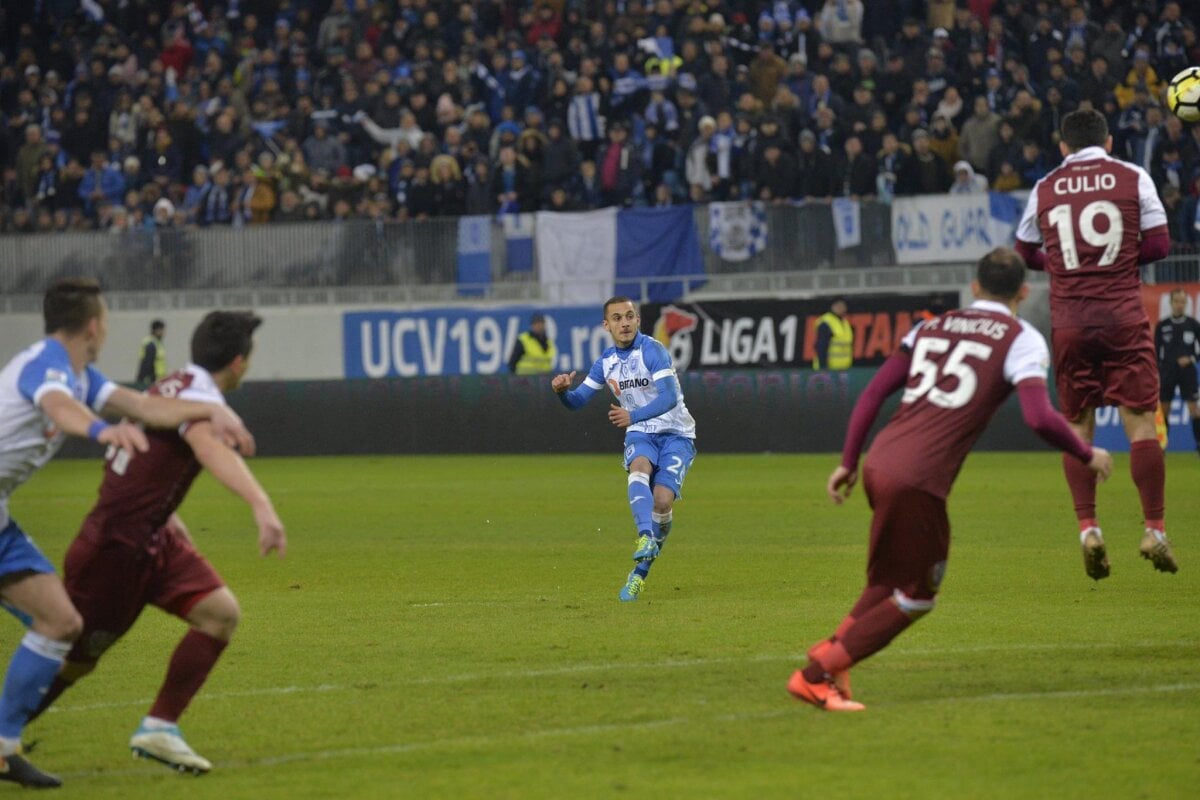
top-left (0, 0), bottom-right (1196, 238)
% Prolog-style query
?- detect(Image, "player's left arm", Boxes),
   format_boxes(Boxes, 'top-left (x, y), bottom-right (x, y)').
top-left (102, 385), bottom-right (256, 456)
top-left (184, 421), bottom-right (286, 558)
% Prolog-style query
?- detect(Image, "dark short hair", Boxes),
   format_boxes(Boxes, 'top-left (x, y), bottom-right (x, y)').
top-left (150, 319), bottom-right (165, 333)
top-left (43, 277), bottom-right (103, 334)
top-left (191, 311), bottom-right (262, 372)
top-left (602, 296), bottom-right (637, 317)
top-left (1060, 108), bottom-right (1108, 150)
top-left (977, 248), bottom-right (1026, 300)
top-left (1170, 287), bottom-right (1188, 300)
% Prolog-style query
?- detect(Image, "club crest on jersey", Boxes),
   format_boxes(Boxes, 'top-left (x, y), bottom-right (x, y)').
top-left (44, 368), bottom-right (68, 385)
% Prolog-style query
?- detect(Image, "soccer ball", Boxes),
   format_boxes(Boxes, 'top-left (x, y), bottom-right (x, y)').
top-left (1166, 66), bottom-right (1200, 123)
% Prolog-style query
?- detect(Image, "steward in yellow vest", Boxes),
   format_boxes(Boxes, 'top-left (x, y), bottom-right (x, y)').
top-left (508, 314), bottom-right (558, 374)
top-left (813, 300), bottom-right (853, 370)
top-left (136, 319), bottom-right (167, 386)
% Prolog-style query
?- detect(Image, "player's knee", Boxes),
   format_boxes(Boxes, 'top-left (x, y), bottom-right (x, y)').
top-left (194, 594), bottom-right (240, 640)
top-left (892, 590), bottom-right (936, 620)
top-left (37, 608), bottom-right (84, 643)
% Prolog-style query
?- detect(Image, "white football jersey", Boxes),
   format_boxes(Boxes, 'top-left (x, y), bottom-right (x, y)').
top-left (581, 332), bottom-right (696, 438)
top-left (0, 339), bottom-right (116, 528)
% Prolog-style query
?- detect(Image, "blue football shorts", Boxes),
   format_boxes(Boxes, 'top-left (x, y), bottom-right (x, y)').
top-left (622, 432), bottom-right (697, 498)
top-left (1, 518), bottom-right (56, 627)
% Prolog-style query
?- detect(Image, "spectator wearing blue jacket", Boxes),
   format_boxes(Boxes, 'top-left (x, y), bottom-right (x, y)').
top-left (78, 151), bottom-right (125, 217)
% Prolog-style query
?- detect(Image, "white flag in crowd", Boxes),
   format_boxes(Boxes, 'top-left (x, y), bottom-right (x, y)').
top-left (832, 197), bottom-right (862, 250)
top-left (709, 202), bottom-right (767, 262)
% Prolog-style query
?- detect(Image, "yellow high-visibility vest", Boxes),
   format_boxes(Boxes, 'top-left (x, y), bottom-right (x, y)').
top-left (515, 332), bottom-right (556, 374)
top-left (813, 313), bottom-right (853, 369)
top-left (139, 335), bottom-right (167, 380)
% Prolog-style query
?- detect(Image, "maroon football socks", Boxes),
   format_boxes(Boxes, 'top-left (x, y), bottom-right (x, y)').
top-left (148, 630), bottom-right (228, 722)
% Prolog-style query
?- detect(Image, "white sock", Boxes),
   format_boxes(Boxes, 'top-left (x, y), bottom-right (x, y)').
top-left (141, 716), bottom-right (175, 731)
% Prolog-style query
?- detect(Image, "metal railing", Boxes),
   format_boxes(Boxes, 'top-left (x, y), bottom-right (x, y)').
top-left (0, 202), bottom-right (1194, 301)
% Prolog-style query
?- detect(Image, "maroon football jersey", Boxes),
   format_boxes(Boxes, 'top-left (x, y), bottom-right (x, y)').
top-left (866, 302), bottom-right (1049, 499)
top-left (82, 366), bottom-right (225, 546)
top-left (1016, 146), bottom-right (1167, 329)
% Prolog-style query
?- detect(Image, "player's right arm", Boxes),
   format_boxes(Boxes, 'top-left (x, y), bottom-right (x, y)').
top-left (184, 421), bottom-right (286, 558)
top-left (552, 359), bottom-right (604, 410)
top-left (827, 349), bottom-right (913, 504)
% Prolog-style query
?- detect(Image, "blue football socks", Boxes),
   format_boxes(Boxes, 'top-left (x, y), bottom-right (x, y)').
top-left (627, 472), bottom-right (653, 535)
top-left (0, 632), bottom-right (71, 740)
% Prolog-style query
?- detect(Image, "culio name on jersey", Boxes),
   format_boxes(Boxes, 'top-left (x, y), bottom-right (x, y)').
top-left (1052, 173), bottom-right (1116, 195)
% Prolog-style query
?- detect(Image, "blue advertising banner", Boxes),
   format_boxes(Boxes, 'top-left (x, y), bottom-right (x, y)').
top-left (343, 305), bottom-right (612, 378)
top-left (1092, 393), bottom-right (1196, 453)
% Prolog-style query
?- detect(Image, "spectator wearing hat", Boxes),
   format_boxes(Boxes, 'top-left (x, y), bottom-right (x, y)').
top-left (797, 128), bottom-right (836, 200)
top-left (820, 0), bottom-right (864, 49)
top-left (844, 81), bottom-right (881, 135)
top-left (674, 73), bottom-right (710, 151)
top-left (596, 121), bottom-right (642, 207)
top-left (541, 119), bottom-right (583, 199)
top-left (927, 113), bottom-right (960, 166)
top-left (640, 122), bottom-right (680, 201)
top-left (949, 160), bottom-right (988, 194)
top-left (508, 313), bottom-right (557, 375)
top-left (698, 53), bottom-right (734, 117)
top-left (878, 52), bottom-right (914, 117)
top-left (897, 129), bottom-right (951, 195)
top-left (1115, 48), bottom-right (1162, 108)
top-left (686, 115), bottom-right (718, 201)
top-left (893, 18), bottom-right (930, 75)
top-left (491, 143), bottom-right (537, 213)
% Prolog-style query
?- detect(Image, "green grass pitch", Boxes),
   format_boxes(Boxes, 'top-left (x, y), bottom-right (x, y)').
top-left (8, 452), bottom-right (1199, 798)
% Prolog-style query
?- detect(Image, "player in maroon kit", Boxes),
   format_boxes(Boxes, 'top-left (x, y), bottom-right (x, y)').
top-left (1015, 108), bottom-right (1176, 580)
top-left (789, 248), bottom-right (1112, 712)
top-left (27, 311), bottom-right (286, 772)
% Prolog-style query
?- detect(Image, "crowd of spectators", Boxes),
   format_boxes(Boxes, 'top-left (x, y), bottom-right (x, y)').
top-left (0, 0), bottom-right (1198, 241)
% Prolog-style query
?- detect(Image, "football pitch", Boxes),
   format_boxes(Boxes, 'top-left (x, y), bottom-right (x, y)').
top-left (8, 452), bottom-right (1198, 799)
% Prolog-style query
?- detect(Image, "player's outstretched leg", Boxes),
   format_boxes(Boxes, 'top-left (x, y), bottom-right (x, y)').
top-left (130, 720), bottom-right (212, 775)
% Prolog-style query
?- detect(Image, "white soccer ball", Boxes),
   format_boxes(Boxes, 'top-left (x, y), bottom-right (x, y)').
top-left (1166, 66), bottom-right (1200, 123)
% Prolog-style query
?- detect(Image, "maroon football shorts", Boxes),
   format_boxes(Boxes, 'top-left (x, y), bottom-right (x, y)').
top-left (862, 464), bottom-right (950, 601)
top-left (1051, 322), bottom-right (1159, 420)
top-left (63, 525), bottom-right (224, 664)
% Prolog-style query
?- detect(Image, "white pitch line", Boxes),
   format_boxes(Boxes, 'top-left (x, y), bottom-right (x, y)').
top-left (55, 681), bottom-right (1200, 781)
top-left (46, 639), bottom-right (1198, 716)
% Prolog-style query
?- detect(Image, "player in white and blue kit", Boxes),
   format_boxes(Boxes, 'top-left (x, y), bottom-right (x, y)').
top-left (552, 297), bottom-right (697, 602)
top-left (0, 278), bottom-right (254, 788)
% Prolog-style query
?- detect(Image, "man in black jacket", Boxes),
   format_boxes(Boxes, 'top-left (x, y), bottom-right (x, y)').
top-left (1155, 288), bottom-right (1200, 454)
